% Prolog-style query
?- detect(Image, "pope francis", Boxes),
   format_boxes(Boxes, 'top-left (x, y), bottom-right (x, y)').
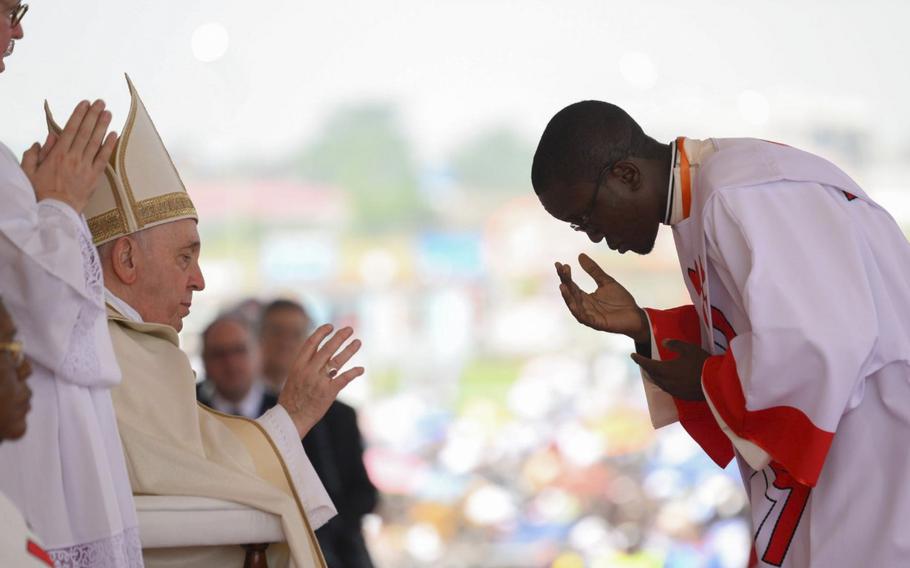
top-left (45, 76), bottom-right (365, 568)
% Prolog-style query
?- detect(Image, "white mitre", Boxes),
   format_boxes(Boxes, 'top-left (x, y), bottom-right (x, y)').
top-left (45, 74), bottom-right (197, 246)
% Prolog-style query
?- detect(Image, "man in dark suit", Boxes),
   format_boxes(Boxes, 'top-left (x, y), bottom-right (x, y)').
top-left (196, 315), bottom-right (277, 419)
top-left (260, 299), bottom-right (378, 568)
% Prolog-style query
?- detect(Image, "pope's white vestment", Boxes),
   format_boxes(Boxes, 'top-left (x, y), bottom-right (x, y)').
top-left (639, 137), bottom-right (910, 567)
top-left (0, 142), bottom-right (142, 566)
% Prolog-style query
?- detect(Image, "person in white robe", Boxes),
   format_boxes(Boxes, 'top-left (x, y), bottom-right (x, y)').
top-left (532, 101), bottom-right (910, 567)
top-left (0, 298), bottom-right (54, 567)
top-left (45, 75), bottom-right (365, 568)
top-left (0, 5), bottom-right (142, 565)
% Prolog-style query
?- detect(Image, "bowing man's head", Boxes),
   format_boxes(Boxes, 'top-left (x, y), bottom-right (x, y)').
top-left (532, 100), bottom-right (671, 255)
top-left (0, 297), bottom-right (32, 442)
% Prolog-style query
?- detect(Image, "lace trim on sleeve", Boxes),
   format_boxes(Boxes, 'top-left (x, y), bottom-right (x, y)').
top-left (48, 527), bottom-right (144, 568)
top-left (57, 218), bottom-right (105, 384)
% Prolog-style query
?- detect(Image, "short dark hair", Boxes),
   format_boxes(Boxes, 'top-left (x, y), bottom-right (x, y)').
top-left (259, 299), bottom-right (311, 335)
top-left (531, 100), bottom-right (665, 195)
top-left (261, 299), bottom-right (307, 319)
top-left (201, 315), bottom-right (253, 355)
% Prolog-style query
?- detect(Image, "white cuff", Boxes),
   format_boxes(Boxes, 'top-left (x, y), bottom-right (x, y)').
top-left (639, 312), bottom-right (681, 429)
top-left (703, 388), bottom-right (771, 471)
top-left (256, 405), bottom-right (337, 529)
top-left (38, 198), bottom-right (82, 227)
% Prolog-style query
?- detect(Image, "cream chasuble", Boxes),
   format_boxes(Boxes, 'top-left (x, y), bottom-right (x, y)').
top-left (106, 304), bottom-right (326, 568)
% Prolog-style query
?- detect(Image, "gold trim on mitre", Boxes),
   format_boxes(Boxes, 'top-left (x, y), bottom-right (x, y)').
top-left (87, 208), bottom-right (128, 245)
top-left (44, 75), bottom-right (199, 246)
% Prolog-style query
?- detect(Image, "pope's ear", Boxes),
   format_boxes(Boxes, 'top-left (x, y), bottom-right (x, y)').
top-left (109, 236), bottom-right (140, 285)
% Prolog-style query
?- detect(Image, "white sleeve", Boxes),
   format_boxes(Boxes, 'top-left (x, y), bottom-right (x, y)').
top-left (700, 182), bottom-right (877, 485)
top-left (256, 405), bottom-right (337, 529)
top-left (638, 313), bottom-right (679, 428)
top-left (0, 144), bottom-right (98, 376)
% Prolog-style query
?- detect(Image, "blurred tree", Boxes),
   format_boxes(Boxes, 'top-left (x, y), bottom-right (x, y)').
top-left (450, 126), bottom-right (534, 193)
top-left (298, 103), bottom-right (423, 231)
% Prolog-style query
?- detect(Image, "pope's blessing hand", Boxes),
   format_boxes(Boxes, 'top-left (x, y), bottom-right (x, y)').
top-left (278, 324), bottom-right (364, 439)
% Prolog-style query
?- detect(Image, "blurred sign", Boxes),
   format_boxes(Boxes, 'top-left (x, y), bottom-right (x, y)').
top-left (417, 231), bottom-right (483, 279)
top-left (260, 230), bottom-right (338, 283)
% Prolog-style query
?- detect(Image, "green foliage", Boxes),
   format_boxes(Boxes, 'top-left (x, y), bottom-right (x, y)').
top-left (456, 358), bottom-right (522, 411)
top-left (450, 126), bottom-right (534, 193)
top-left (297, 103), bottom-right (423, 230)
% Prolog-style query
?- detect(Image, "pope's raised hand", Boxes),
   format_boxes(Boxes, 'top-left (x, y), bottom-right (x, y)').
top-left (278, 324), bottom-right (364, 439)
top-left (556, 253), bottom-right (649, 343)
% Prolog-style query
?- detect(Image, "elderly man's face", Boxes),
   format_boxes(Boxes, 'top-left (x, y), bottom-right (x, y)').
top-left (0, 1), bottom-right (25, 74)
top-left (133, 219), bottom-right (206, 331)
top-left (203, 319), bottom-right (258, 403)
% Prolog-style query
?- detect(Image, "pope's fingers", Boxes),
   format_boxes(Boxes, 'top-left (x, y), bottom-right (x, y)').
top-left (295, 323), bottom-right (334, 364)
top-left (326, 338), bottom-right (362, 371)
top-left (331, 367), bottom-right (365, 394)
top-left (313, 326), bottom-right (355, 367)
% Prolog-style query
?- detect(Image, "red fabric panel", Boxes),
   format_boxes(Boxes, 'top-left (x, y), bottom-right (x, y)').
top-left (27, 540), bottom-right (54, 567)
top-left (702, 351), bottom-right (834, 487)
top-left (645, 306), bottom-right (735, 468)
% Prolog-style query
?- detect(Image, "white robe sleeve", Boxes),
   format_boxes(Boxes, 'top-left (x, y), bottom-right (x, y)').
top-left (638, 314), bottom-right (680, 428)
top-left (256, 405), bottom-right (337, 528)
top-left (0, 143), bottom-right (100, 379)
top-left (700, 182), bottom-right (877, 486)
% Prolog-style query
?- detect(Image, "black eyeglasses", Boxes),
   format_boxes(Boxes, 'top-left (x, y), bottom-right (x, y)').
top-left (9, 3), bottom-right (27, 28)
top-left (570, 161), bottom-right (613, 232)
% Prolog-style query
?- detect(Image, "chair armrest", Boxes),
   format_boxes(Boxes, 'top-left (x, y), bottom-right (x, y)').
top-left (134, 495), bottom-right (286, 549)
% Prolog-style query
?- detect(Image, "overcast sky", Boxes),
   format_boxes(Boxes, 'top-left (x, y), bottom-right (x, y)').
top-left (2, 0), bottom-right (908, 168)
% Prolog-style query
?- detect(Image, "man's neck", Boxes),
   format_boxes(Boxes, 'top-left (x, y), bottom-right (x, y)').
top-left (104, 287), bottom-right (144, 323)
top-left (212, 381), bottom-right (264, 419)
top-left (217, 385), bottom-right (253, 405)
top-left (656, 142), bottom-right (673, 218)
